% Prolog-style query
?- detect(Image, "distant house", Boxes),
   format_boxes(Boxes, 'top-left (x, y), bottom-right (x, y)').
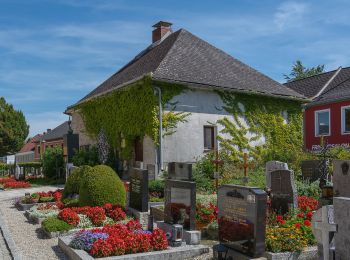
top-left (285, 67), bottom-right (350, 151)
top-left (66, 21), bottom-right (306, 176)
top-left (15, 134), bottom-right (43, 163)
top-left (34, 121), bottom-right (70, 160)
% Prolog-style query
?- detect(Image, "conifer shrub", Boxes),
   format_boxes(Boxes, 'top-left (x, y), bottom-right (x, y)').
top-left (79, 165), bottom-right (126, 207)
top-left (63, 166), bottom-right (91, 198)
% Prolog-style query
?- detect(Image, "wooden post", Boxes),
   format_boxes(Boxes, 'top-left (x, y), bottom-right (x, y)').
top-left (212, 150), bottom-right (224, 190)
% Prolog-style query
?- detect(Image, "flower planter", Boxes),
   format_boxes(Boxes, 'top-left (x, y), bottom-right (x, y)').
top-left (58, 235), bottom-right (210, 260)
top-left (24, 211), bottom-right (47, 224)
top-left (265, 246), bottom-right (318, 260)
top-left (16, 202), bottom-right (46, 211)
top-left (151, 206), bottom-right (164, 221)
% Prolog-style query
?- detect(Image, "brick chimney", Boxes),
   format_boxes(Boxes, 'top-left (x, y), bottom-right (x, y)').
top-left (152, 21), bottom-right (172, 43)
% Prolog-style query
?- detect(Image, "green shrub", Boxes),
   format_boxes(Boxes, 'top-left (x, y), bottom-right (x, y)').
top-left (296, 180), bottom-right (321, 200)
top-left (62, 198), bottom-right (79, 208)
top-left (42, 217), bottom-right (73, 232)
top-left (72, 146), bottom-right (99, 167)
top-left (193, 153), bottom-right (216, 194)
top-left (149, 179), bottom-right (165, 196)
top-left (79, 165), bottom-right (126, 207)
top-left (62, 166), bottom-right (91, 198)
top-left (42, 146), bottom-right (64, 179)
top-left (39, 197), bottom-right (54, 203)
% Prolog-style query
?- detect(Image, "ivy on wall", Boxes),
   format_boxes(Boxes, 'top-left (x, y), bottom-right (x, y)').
top-left (75, 76), bottom-right (189, 159)
top-left (217, 91), bottom-right (304, 168)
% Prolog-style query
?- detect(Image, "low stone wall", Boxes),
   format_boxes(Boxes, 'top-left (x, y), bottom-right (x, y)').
top-left (59, 235), bottom-right (210, 260)
top-left (24, 211), bottom-right (45, 224)
top-left (265, 247), bottom-right (318, 260)
top-left (16, 202), bottom-right (46, 211)
top-left (150, 206), bottom-right (164, 222)
top-left (127, 207), bottom-right (152, 230)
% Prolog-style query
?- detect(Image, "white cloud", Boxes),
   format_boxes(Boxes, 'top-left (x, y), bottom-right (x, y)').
top-left (274, 2), bottom-right (308, 30)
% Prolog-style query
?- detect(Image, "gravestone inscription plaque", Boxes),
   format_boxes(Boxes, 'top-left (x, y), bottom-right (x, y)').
top-left (218, 184), bottom-right (267, 257)
top-left (270, 169), bottom-right (297, 215)
top-left (333, 160), bottom-right (350, 197)
top-left (301, 160), bottom-right (323, 182)
top-left (129, 168), bottom-right (148, 212)
top-left (164, 179), bottom-right (196, 230)
top-left (168, 162), bottom-right (192, 181)
top-left (265, 161), bottom-right (288, 189)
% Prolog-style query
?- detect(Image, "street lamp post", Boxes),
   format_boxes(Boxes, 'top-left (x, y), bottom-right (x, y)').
top-left (154, 87), bottom-right (163, 177)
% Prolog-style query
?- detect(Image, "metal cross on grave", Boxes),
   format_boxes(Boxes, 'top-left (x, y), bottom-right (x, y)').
top-left (312, 205), bottom-right (337, 260)
top-left (239, 153), bottom-right (255, 183)
top-left (211, 150), bottom-right (224, 190)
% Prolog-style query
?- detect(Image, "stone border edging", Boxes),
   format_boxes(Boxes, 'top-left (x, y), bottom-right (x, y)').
top-left (59, 235), bottom-right (210, 260)
top-left (265, 246), bottom-right (318, 260)
top-left (0, 208), bottom-right (22, 260)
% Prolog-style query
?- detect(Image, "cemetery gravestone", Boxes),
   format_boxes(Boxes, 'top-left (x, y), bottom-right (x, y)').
top-left (164, 179), bottom-right (196, 230)
top-left (301, 160), bottom-right (323, 182)
top-left (217, 184), bottom-right (267, 257)
top-left (312, 205), bottom-right (337, 260)
top-left (168, 162), bottom-right (192, 181)
top-left (270, 169), bottom-right (297, 215)
top-left (334, 197), bottom-right (350, 260)
top-left (333, 160), bottom-right (350, 197)
top-left (129, 168), bottom-right (148, 212)
top-left (265, 161), bottom-right (288, 189)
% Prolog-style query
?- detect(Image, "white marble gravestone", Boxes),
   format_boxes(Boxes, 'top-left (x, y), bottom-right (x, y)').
top-left (312, 205), bottom-right (337, 260)
top-left (265, 161), bottom-right (288, 189)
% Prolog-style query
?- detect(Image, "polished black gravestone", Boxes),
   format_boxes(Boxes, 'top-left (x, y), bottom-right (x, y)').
top-left (270, 169), bottom-right (297, 215)
top-left (129, 168), bottom-right (148, 212)
top-left (301, 160), bottom-right (323, 182)
top-left (168, 162), bottom-right (192, 181)
top-left (164, 179), bottom-right (196, 230)
top-left (218, 185), bottom-right (267, 257)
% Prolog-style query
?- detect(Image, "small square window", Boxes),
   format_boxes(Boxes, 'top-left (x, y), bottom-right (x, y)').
top-left (204, 126), bottom-right (216, 150)
top-left (315, 110), bottom-right (330, 136)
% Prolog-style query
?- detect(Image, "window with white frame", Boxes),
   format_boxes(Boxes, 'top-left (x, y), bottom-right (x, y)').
top-left (315, 109), bottom-right (330, 136)
top-left (342, 106), bottom-right (350, 134)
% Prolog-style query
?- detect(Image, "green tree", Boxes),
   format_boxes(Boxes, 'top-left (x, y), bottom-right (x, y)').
top-left (0, 97), bottom-right (29, 155)
top-left (42, 146), bottom-right (64, 179)
top-left (284, 60), bottom-right (325, 82)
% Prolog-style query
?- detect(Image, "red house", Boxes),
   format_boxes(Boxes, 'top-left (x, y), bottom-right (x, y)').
top-left (285, 67), bottom-right (350, 151)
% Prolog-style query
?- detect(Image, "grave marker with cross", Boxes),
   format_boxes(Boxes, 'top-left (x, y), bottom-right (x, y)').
top-left (238, 153), bottom-right (255, 184)
top-left (211, 150), bottom-right (224, 190)
top-left (312, 205), bottom-right (337, 260)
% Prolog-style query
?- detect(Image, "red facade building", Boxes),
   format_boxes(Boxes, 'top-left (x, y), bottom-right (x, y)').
top-left (286, 67), bottom-right (350, 151)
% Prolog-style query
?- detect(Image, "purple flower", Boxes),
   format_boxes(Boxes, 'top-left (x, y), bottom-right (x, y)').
top-left (134, 230), bottom-right (152, 235)
top-left (69, 231), bottom-right (109, 251)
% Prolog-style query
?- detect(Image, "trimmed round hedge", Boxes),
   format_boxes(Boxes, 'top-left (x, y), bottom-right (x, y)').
top-left (63, 166), bottom-right (91, 198)
top-left (79, 165), bottom-right (126, 207)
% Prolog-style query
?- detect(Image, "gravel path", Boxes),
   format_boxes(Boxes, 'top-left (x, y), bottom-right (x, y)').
top-left (0, 228), bottom-right (11, 260)
top-left (0, 185), bottom-right (67, 260)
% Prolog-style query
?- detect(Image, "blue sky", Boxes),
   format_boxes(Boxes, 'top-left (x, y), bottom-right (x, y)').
top-left (1, 0), bottom-right (349, 137)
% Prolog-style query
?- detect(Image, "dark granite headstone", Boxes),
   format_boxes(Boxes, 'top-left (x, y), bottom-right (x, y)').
top-left (168, 162), bottom-right (192, 181)
top-left (217, 185), bottom-right (267, 257)
top-left (129, 168), bottom-right (148, 212)
top-left (164, 179), bottom-right (196, 230)
top-left (265, 161), bottom-right (288, 189)
top-left (301, 160), bottom-right (323, 182)
top-left (270, 169), bottom-right (297, 215)
top-left (333, 160), bottom-right (350, 197)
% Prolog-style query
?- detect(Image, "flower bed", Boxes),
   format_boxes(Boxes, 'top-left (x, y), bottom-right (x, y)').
top-left (0, 178), bottom-right (31, 189)
top-left (68, 222), bottom-right (168, 258)
top-left (26, 203), bottom-right (61, 223)
top-left (16, 189), bottom-right (63, 210)
top-left (41, 204), bottom-right (132, 238)
top-left (266, 196), bottom-right (318, 253)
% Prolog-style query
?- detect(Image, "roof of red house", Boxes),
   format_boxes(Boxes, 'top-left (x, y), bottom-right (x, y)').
top-left (284, 67), bottom-right (350, 106)
top-left (19, 134), bottom-right (43, 153)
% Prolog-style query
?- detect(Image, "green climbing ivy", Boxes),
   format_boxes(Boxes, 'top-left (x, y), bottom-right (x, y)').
top-left (75, 76), bottom-right (188, 159)
top-left (217, 91), bottom-right (305, 169)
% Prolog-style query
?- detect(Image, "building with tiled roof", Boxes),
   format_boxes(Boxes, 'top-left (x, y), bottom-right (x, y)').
top-left (285, 67), bottom-right (350, 151)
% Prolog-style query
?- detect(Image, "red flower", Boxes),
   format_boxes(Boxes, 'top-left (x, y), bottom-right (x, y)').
top-left (108, 207), bottom-right (126, 222)
top-left (90, 239), bottom-right (114, 258)
top-left (53, 191), bottom-right (62, 201)
top-left (58, 208), bottom-right (80, 226)
top-left (86, 207), bottom-right (106, 226)
top-left (306, 211), bottom-right (313, 219)
top-left (294, 223), bottom-right (301, 228)
top-left (150, 228), bottom-right (168, 251)
top-left (126, 220), bottom-right (142, 231)
top-left (304, 220), bottom-right (311, 227)
top-left (4, 181), bottom-right (30, 189)
top-left (297, 212), bottom-right (305, 218)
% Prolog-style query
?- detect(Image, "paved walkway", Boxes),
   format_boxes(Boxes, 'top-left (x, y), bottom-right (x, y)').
top-left (0, 185), bottom-right (66, 260)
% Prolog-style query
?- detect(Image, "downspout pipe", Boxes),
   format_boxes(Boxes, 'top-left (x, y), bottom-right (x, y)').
top-left (154, 87), bottom-right (163, 176)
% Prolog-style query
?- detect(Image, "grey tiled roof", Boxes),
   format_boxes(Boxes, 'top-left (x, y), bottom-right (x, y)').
top-left (39, 121), bottom-right (69, 141)
top-left (285, 67), bottom-right (350, 106)
top-left (73, 29), bottom-right (305, 106)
